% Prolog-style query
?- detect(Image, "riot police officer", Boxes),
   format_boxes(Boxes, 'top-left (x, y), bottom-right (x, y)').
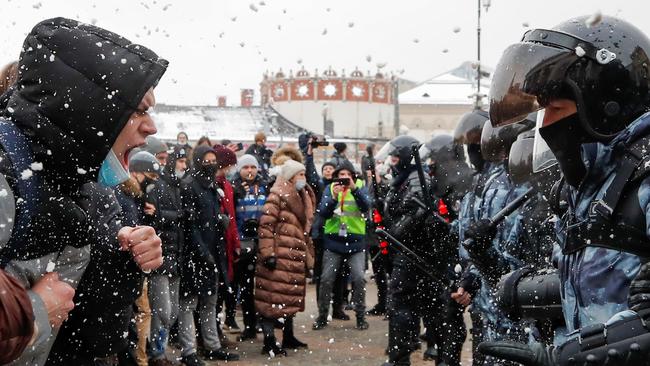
top-left (480, 14), bottom-right (650, 366)
top-left (376, 135), bottom-right (450, 366)
top-left (418, 134), bottom-right (475, 366)
top-left (449, 109), bottom-right (492, 365)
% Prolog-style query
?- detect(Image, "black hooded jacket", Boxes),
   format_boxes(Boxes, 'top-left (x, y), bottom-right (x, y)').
top-left (0, 18), bottom-right (167, 364)
top-left (180, 146), bottom-right (227, 297)
top-left (0, 17), bottom-right (167, 263)
top-left (146, 150), bottom-right (187, 276)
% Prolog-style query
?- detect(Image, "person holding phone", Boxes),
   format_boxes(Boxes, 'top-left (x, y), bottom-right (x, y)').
top-left (313, 161), bottom-right (372, 331)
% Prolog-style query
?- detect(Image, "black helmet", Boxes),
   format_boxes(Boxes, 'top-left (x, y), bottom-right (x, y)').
top-left (481, 114), bottom-right (535, 162)
top-left (375, 135), bottom-right (420, 172)
top-left (453, 109), bottom-right (489, 145)
top-left (489, 15), bottom-right (650, 141)
top-left (509, 129), bottom-right (561, 195)
top-left (419, 134), bottom-right (464, 163)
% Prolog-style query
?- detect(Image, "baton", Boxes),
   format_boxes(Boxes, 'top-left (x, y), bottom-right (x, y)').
top-left (463, 186), bottom-right (536, 248)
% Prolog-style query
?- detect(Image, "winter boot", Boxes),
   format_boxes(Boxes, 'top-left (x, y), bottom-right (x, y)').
top-left (332, 306), bottom-right (350, 320)
top-left (366, 304), bottom-right (386, 316)
top-left (356, 314), bottom-right (369, 330)
top-left (261, 318), bottom-right (288, 357)
top-left (224, 316), bottom-right (241, 333)
top-left (281, 317), bottom-right (308, 349)
top-left (181, 353), bottom-right (205, 366)
top-left (423, 346), bottom-right (438, 361)
top-left (312, 314), bottom-right (329, 330)
top-left (238, 328), bottom-right (257, 341)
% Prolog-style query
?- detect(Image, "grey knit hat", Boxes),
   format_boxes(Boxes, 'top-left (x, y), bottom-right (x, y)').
top-left (129, 151), bottom-right (161, 173)
top-left (144, 136), bottom-right (168, 155)
top-left (237, 154), bottom-right (260, 171)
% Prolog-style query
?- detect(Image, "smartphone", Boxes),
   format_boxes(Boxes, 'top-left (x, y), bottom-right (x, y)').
top-left (334, 178), bottom-right (350, 186)
top-left (236, 142), bottom-right (244, 151)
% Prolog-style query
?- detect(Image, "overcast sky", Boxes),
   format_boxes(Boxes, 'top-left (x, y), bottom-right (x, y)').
top-left (1, 0), bottom-right (648, 106)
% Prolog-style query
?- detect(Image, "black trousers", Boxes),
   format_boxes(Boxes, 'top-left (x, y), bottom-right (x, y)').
top-left (387, 253), bottom-right (466, 365)
top-left (369, 245), bottom-right (389, 310)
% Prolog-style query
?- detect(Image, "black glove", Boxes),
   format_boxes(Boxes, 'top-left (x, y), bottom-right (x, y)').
top-left (465, 218), bottom-right (497, 249)
top-left (402, 191), bottom-right (423, 211)
top-left (264, 256), bottom-right (277, 270)
top-left (478, 341), bottom-right (556, 366)
top-left (629, 261), bottom-right (650, 312)
top-left (458, 269), bottom-right (482, 297)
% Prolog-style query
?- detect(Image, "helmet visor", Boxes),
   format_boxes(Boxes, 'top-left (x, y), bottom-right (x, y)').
top-left (532, 109), bottom-right (559, 172)
top-left (418, 144), bottom-right (432, 162)
top-left (375, 141), bottom-right (397, 161)
top-left (508, 134), bottom-right (534, 185)
top-left (489, 41), bottom-right (577, 127)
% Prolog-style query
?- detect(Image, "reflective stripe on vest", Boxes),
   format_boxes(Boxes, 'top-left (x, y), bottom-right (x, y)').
top-left (324, 179), bottom-right (366, 236)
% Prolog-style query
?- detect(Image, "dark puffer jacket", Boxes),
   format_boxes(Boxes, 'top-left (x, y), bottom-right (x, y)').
top-left (0, 17), bottom-right (167, 364)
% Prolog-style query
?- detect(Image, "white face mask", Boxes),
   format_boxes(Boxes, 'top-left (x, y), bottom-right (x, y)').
top-left (174, 169), bottom-right (185, 179)
top-left (295, 179), bottom-right (307, 191)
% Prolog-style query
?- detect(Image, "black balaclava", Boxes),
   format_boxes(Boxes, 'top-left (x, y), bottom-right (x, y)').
top-left (538, 113), bottom-right (588, 188)
top-left (467, 144), bottom-right (485, 172)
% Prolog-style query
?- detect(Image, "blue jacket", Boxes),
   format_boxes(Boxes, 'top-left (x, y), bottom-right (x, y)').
top-left (318, 183), bottom-right (372, 254)
top-left (557, 113), bottom-right (650, 332)
top-left (232, 175), bottom-right (268, 240)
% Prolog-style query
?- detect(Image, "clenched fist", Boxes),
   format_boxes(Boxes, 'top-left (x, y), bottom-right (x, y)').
top-left (31, 272), bottom-right (75, 328)
top-left (118, 226), bottom-right (163, 272)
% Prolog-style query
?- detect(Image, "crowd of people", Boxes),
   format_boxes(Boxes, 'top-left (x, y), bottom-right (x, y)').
top-left (4, 13), bottom-right (650, 366)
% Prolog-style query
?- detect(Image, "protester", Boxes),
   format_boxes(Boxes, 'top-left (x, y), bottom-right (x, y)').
top-left (255, 159), bottom-right (316, 357)
top-left (145, 136), bottom-right (170, 168)
top-left (313, 160), bottom-right (371, 331)
top-left (178, 145), bottom-right (239, 366)
top-left (211, 144), bottom-right (241, 340)
top-left (311, 161), bottom-right (336, 287)
top-left (175, 132), bottom-right (193, 162)
top-left (245, 131), bottom-right (273, 176)
top-left (231, 154), bottom-right (269, 341)
top-left (194, 136), bottom-right (212, 150)
top-left (146, 146), bottom-right (188, 366)
top-left (0, 17), bottom-right (165, 365)
top-left (112, 151), bottom-right (161, 366)
top-left (330, 142), bottom-right (351, 167)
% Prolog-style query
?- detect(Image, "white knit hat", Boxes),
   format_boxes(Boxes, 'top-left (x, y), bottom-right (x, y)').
top-left (279, 159), bottom-right (306, 181)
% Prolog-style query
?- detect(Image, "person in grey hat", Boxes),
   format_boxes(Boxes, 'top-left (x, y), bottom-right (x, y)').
top-left (144, 136), bottom-right (170, 168)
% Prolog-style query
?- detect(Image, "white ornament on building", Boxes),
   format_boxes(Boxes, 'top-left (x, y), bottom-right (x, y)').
top-left (297, 84), bottom-right (309, 97)
top-left (323, 83), bottom-right (337, 96)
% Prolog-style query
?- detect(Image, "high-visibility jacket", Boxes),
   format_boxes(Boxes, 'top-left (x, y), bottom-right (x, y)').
top-left (323, 179), bottom-right (366, 236)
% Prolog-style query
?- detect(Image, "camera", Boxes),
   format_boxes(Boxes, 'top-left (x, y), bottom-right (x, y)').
top-left (309, 133), bottom-right (329, 147)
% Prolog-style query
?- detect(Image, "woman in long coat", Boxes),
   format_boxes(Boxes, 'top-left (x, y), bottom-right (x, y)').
top-left (255, 158), bottom-right (316, 357)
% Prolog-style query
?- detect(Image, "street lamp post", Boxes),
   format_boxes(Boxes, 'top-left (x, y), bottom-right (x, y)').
top-left (476, 0), bottom-right (491, 109)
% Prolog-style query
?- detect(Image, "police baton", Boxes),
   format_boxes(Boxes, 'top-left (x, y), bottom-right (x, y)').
top-left (463, 186), bottom-right (536, 249)
top-left (375, 228), bottom-right (448, 286)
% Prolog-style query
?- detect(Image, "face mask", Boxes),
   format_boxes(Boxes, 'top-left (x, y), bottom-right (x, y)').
top-left (175, 169), bottom-right (185, 179)
top-left (467, 144), bottom-right (485, 172)
top-left (295, 180), bottom-right (307, 191)
top-left (98, 149), bottom-right (130, 187)
top-left (538, 114), bottom-right (587, 188)
top-left (200, 163), bottom-right (218, 177)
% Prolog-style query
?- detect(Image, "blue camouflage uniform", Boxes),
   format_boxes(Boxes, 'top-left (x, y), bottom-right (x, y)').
top-left (456, 162), bottom-right (531, 346)
top-left (556, 113), bottom-right (650, 333)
